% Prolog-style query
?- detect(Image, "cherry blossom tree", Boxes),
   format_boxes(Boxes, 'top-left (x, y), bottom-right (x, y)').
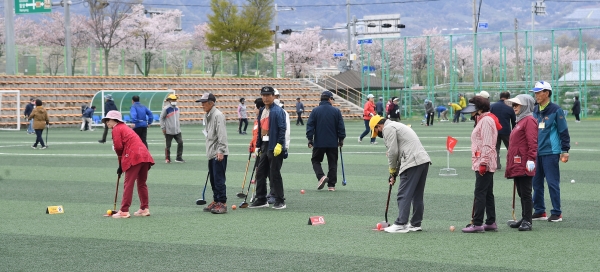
top-left (38, 12), bottom-right (92, 75)
top-left (192, 23), bottom-right (221, 77)
top-left (119, 4), bottom-right (184, 76)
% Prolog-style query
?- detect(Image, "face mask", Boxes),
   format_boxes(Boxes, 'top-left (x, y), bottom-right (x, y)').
top-left (377, 130), bottom-right (383, 138)
top-left (170, 102), bottom-right (177, 106)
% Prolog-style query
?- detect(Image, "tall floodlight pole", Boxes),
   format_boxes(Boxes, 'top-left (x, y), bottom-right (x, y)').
top-left (346, 0), bottom-right (352, 70)
top-left (272, 4), bottom-right (294, 78)
top-left (4, 0), bottom-right (16, 75)
top-left (64, 1), bottom-right (73, 76)
top-left (531, 1), bottom-right (546, 81)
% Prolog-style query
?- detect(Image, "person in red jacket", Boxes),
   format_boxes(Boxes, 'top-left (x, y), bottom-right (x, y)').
top-left (359, 94), bottom-right (377, 144)
top-left (102, 110), bottom-right (155, 219)
top-left (505, 94), bottom-right (538, 231)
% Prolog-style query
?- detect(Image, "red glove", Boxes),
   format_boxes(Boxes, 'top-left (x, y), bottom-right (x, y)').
top-left (248, 144), bottom-right (255, 153)
top-left (478, 164), bottom-right (487, 176)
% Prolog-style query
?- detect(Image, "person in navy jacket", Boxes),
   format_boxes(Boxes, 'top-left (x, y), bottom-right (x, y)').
top-left (306, 91), bottom-right (346, 191)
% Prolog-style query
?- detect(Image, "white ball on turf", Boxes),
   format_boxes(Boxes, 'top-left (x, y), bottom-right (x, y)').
top-left (571, 179), bottom-right (575, 183)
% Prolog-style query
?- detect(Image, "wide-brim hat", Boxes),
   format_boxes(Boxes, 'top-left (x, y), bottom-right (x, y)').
top-left (101, 110), bottom-right (123, 123)
top-left (461, 103), bottom-right (477, 113)
top-left (507, 97), bottom-right (522, 105)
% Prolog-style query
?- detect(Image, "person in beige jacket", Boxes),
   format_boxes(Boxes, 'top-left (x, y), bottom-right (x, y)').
top-left (370, 115), bottom-right (431, 233)
top-left (28, 99), bottom-right (49, 149)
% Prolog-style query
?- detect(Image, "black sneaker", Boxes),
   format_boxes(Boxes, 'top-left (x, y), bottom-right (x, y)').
top-left (509, 219), bottom-right (522, 229)
top-left (532, 212), bottom-right (547, 221)
top-left (175, 158), bottom-right (185, 163)
top-left (317, 176), bottom-right (329, 190)
top-left (518, 221), bottom-right (532, 231)
top-left (249, 199), bottom-right (269, 208)
top-left (98, 140), bottom-right (106, 144)
top-left (273, 201), bottom-right (286, 210)
top-left (548, 214), bottom-right (562, 222)
top-left (267, 195), bottom-right (275, 204)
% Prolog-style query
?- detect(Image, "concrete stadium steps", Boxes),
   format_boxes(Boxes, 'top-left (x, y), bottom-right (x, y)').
top-left (0, 76), bottom-right (364, 128)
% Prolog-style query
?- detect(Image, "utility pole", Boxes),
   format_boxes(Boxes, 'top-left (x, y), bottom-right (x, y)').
top-left (473, 0), bottom-right (478, 91)
top-left (64, 1), bottom-right (73, 76)
top-left (4, 0), bottom-right (16, 75)
top-left (531, 1), bottom-right (546, 81)
top-left (514, 18), bottom-right (520, 81)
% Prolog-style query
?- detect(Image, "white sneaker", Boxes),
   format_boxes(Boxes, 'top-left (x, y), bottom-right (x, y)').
top-left (370, 142), bottom-right (378, 145)
top-left (358, 136), bottom-right (362, 143)
top-left (384, 224), bottom-right (410, 233)
top-left (407, 224), bottom-right (422, 232)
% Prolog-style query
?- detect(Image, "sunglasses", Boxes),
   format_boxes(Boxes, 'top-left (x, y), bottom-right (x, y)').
top-left (512, 104), bottom-right (521, 108)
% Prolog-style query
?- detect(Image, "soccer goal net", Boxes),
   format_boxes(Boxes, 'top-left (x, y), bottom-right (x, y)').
top-left (0, 90), bottom-right (21, 131)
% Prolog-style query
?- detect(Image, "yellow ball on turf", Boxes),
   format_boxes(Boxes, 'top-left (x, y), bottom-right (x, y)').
top-left (107, 210), bottom-right (112, 215)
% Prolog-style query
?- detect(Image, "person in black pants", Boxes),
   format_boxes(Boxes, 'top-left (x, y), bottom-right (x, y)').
top-left (99, 94), bottom-right (118, 143)
top-left (490, 91), bottom-right (516, 169)
top-left (424, 99), bottom-right (434, 126)
top-left (572, 96), bottom-right (581, 122)
top-left (295, 97), bottom-right (305, 126)
top-left (306, 91), bottom-right (346, 191)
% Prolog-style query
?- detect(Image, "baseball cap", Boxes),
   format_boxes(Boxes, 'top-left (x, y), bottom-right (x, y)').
top-left (260, 86), bottom-right (276, 95)
top-left (195, 93), bottom-right (216, 103)
top-left (461, 103), bottom-right (477, 113)
top-left (477, 91), bottom-right (490, 99)
top-left (165, 94), bottom-right (178, 101)
top-left (369, 115), bottom-right (383, 138)
top-left (531, 81), bottom-right (552, 92)
top-left (367, 94), bottom-right (374, 99)
top-left (321, 91), bottom-right (335, 100)
top-left (104, 94), bottom-right (113, 100)
top-left (393, 97), bottom-right (399, 101)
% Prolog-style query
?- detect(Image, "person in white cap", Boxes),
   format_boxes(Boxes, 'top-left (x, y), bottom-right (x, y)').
top-left (359, 94), bottom-right (377, 144)
top-left (478, 91), bottom-right (490, 100)
top-left (102, 110), bottom-right (155, 218)
top-left (530, 81), bottom-right (570, 222)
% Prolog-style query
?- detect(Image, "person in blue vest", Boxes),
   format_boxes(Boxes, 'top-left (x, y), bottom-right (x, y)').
top-left (130, 95), bottom-right (153, 148)
top-left (99, 94), bottom-right (118, 143)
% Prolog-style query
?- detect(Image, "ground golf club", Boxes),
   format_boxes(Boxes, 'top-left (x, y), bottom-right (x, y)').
top-left (376, 183), bottom-right (393, 229)
top-left (103, 173), bottom-right (121, 217)
top-left (340, 147), bottom-right (347, 186)
top-left (236, 152), bottom-right (252, 198)
top-left (507, 181), bottom-right (518, 226)
top-left (195, 172), bottom-right (210, 205)
top-left (240, 153), bottom-right (260, 208)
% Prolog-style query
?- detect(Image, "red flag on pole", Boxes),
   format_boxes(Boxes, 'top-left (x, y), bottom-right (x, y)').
top-left (446, 136), bottom-right (458, 153)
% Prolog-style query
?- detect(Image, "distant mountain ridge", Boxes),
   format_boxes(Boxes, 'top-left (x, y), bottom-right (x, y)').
top-left (45, 0), bottom-right (600, 35)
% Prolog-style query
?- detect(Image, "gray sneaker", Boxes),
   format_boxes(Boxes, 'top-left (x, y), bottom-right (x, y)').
top-left (407, 224), bottom-right (422, 232)
top-left (273, 202), bottom-right (286, 210)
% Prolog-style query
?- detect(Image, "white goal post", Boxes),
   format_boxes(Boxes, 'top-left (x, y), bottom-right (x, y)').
top-left (0, 90), bottom-right (21, 131)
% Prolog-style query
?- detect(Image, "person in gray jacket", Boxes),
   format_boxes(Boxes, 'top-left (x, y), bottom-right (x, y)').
top-left (424, 99), bottom-right (434, 126)
top-left (197, 92), bottom-right (229, 214)
top-left (369, 115), bottom-right (432, 233)
top-left (160, 94), bottom-right (184, 163)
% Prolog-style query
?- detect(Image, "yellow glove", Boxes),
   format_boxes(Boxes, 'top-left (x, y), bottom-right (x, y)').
top-left (389, 168), bottom-right (397, 175)
top-left (274, 143), bottom-right (282, 156)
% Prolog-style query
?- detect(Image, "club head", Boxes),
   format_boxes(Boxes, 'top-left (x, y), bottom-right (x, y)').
top-left (379, 221), bottom-right (390, 228)
top-left (506, 220), bottom-right (518, 227)
top-left (239, 202), bottom-right (249, 208)
top-left (342, 180), bottom-right (346, 186)
top-left (196, 199), bottom-right (207, 205)
top-left (236, 193), bottom-right (246, 198)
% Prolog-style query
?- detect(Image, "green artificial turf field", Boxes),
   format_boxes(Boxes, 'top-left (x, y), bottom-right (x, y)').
top-left (1, 117), bottom-right (599, 271)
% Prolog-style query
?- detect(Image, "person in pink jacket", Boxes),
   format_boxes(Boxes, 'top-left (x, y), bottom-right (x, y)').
top-left (359, 94), bottom-right (377, 144)
top-left (505, 94), bottom-right (538, 231)
top-left (102, 110), bottom-right (155, 219)
top-left (461, 96), bottom-right (502, 233)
